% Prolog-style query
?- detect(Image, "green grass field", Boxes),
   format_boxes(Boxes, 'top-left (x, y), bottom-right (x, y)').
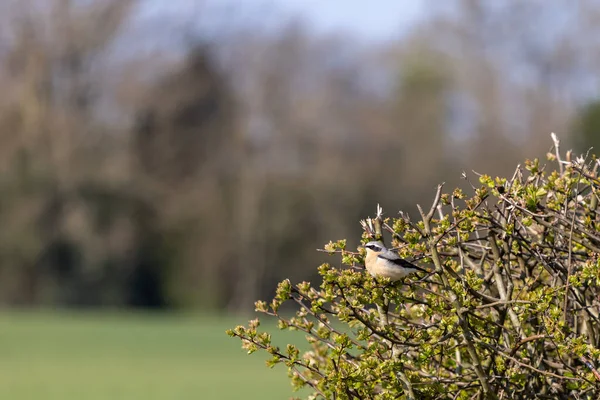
top-left (0, 310), bottom-right (307, 400)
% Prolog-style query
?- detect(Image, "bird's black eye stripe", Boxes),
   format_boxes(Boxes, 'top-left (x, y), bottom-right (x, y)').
top-left (366, 244), bottom-right (380, 251)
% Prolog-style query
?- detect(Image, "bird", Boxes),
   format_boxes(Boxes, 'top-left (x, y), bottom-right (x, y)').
top-left (360, 241), bottom-right (428, 281)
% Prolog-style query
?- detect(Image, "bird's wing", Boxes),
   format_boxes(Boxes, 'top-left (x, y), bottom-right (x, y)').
top-left (377, 253), bottom-right (429, 273)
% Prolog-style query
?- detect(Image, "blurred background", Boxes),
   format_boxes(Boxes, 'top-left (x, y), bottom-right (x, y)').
top-left (2, 0), bottom-right (600, 398)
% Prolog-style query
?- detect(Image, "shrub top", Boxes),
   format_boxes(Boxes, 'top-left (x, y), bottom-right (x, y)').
top-left (228, 141), bottom-right (600, 399)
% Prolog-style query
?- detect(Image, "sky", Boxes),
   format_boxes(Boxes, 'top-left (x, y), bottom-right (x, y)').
top-left (234, 0), bottom-right (425, 40)
top-left (141, 1), bottom-right (427, 42)
top-left (251, 0), bottom-right (427, 40)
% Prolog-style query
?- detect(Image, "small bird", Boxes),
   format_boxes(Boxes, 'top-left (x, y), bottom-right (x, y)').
top-left (360, 241), bottom-right (428, 281)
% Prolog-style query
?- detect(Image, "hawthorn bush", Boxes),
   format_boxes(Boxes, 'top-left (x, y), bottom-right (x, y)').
top-left (228, 140), bottom-right (600, 399)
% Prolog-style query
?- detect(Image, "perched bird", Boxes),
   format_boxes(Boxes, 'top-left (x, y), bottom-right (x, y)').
top-left (360, 241), bottom-right (428, 281)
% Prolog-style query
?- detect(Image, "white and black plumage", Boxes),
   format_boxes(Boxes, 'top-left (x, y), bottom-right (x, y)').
top-left (361, 241), bottom-right (427, 281)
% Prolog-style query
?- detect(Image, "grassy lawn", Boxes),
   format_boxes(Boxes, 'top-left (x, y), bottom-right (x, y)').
top-left (0, 310), bottom-right (307, 400)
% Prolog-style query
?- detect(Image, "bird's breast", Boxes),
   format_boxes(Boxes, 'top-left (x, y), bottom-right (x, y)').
top-left (367, 258), bottom-right (412, 281)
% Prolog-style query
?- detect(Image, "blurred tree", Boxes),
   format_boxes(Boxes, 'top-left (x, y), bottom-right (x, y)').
top-left (572, 99), bottom-right (600, 154)
top-left (388, 42), bottom-right (451, 201)
top-left (0, 0), bottom-right (136, 305)
top-left (133, 44), bottom-right (237, 308)
top-left (223, 24), bottom-right (397, 312)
